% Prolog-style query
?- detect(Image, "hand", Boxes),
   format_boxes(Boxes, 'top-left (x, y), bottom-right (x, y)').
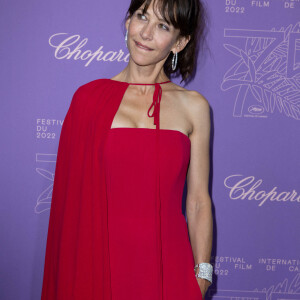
top-left (196, 277), bottom-right (210, 299)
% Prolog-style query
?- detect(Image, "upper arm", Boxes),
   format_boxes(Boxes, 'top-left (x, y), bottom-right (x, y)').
top-left (186, 90), bottom-right (211, 211)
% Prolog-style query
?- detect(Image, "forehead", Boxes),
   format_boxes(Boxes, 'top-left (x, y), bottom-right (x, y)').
top-left (139, 0), bottom-right (171, 22)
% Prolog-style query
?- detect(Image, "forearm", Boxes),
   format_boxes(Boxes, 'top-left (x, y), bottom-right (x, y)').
top-left (186, 198), bottom-right (213, 264)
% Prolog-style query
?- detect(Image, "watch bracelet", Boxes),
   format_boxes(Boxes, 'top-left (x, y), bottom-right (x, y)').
top-left (194, 263), bottom-right (213, 284)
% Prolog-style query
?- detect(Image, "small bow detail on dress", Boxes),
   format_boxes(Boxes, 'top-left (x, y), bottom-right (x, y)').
top-left (147, 83), bottom-right (163, 130)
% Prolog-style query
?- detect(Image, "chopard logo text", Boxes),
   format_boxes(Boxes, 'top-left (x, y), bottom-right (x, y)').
top-left (224, 174), bottom-right (300, 206)
top-left (49, 33), bottom-right (130, 67)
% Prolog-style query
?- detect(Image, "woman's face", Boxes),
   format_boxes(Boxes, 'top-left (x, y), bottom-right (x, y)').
top-left (126, 1), bottom-right (181, 67)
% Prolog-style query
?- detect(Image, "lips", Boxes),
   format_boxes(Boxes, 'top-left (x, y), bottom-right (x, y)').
top-left (135, 41), bottom-right (153, 51)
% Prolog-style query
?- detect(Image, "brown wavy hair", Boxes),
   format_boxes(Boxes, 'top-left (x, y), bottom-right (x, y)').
top-left (124, 0), bottom-right (209, 84)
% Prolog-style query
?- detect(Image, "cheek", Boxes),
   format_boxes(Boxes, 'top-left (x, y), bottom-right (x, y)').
top-left (155, 35), bottom-right (175, 52)
top-left (128, 20), bottom-right (141, 35)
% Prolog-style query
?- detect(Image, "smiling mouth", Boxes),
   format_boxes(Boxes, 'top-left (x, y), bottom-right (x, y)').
top-left (134, 41), bottom-right (153, 51)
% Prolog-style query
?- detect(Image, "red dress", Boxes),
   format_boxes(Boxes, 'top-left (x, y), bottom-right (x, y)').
top-left (41, 78), bottom-right (203, 300)
top-left (104, 127), bottom-right (203, 299)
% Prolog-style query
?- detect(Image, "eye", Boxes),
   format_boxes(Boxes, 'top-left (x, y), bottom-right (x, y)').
top-left (159, 23), bottom-right (169, 31)
top-left (137, 13), bottom-right (147, 20)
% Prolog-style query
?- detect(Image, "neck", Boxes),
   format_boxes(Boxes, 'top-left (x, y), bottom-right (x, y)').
top-left (114, 61), bottom-right (170, 84)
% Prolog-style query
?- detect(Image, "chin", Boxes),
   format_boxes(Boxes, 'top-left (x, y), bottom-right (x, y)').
top-left (131, 58), bottom-right (153, 67)
top-left (129, 52), bottom-right (153, 64)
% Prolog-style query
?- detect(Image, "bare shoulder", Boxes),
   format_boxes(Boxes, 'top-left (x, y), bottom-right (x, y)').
top-left (168, 83), bottom-right (210, 134)
top-left (168, 83), bottom-right (209, 109)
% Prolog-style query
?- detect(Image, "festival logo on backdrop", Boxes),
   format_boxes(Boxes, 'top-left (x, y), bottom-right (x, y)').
top-left (221, 0), bottom-right (299, 121)
top-left (206, 273), bottom-right (300, 299)
top-left (208, 256), bottom-right (300, 299)
top-left (224, 1), bottom-right (297, 14)
top-left (35, 118), bottom-right (64, 213)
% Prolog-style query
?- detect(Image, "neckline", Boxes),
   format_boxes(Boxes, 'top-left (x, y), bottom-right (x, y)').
top-left (106, 78), bottom-right (171, 85)
top-left (109, 127), bottom-right (190, 145)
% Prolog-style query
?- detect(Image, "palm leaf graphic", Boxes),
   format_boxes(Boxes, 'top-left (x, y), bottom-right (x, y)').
top-left (252, 273), bottom-right (300, 300)
top-left (222, 23), bottom-right (300, 120)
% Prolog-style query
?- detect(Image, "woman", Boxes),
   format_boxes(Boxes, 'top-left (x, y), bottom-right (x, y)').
top-left (41, 0), bottom-right (213, 299)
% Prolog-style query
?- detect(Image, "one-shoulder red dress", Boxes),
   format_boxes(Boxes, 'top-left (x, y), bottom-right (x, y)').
top-left (102, 80), bottom-right (203, 299)
top-left (41, 78), bottom-right (203, 300)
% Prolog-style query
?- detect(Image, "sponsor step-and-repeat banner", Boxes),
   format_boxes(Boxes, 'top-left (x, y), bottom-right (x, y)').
top-left (1, 0), bottom-right (299, 299)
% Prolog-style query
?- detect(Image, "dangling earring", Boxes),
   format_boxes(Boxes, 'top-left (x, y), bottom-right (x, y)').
top-left (125, 29), bottom-right (128, 48)
top-left (172, 51), bottom-right (178, 71)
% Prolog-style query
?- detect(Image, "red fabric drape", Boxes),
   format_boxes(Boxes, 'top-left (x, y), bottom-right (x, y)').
top-left (41, 79), bottom-right (170, 300)
top-left (41, 79), bottom-right (129, 299)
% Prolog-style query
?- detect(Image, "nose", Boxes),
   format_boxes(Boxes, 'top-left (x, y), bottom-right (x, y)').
top-left (140, 23), bottom-right (154, 40)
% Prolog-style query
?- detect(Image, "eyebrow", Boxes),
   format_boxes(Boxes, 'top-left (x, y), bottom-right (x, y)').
top-left (138, 9), bottom-right (170, 24)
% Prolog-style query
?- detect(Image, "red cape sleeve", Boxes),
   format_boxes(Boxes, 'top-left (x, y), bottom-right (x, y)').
top-left (41, 87), bottom-right (81, 299)
top-left (41, 79), bottom-right (129, 300)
